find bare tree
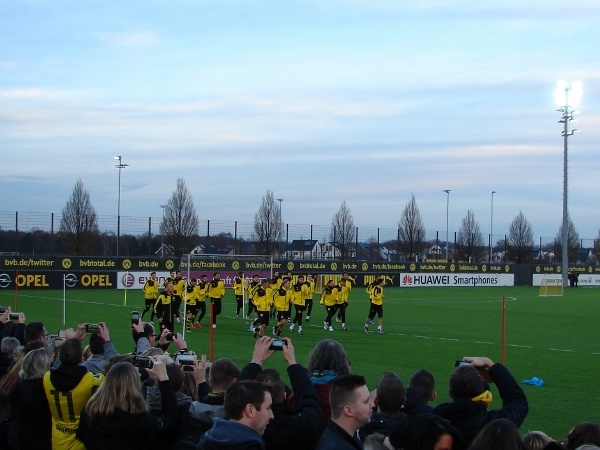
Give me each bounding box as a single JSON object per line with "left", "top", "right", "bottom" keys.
{"left": 330, "top": 201, "right": 355, "bottom": 259}
{"left": 457, "top": 209, "right": 484, "bottom": 262}
{"left": 59, "top": 179, "right": 99, "bottom": 256}
{"left": 554, "top": 213, "right": 580, "bottom": 263}
{"left": 507, "top": 211, "right": 534, "bottom": 263}
{"left": 252, "top": 189, "right": 281, "bottom": 255}
{"left": 160, "top": 178, "right": 199, "bottom": 257}
{"left": 398, "top": 194, "right": 426, "bottom": 261}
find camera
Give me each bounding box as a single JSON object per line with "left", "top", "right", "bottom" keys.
{"left": 8, "top": 313, "right": 23, "bottom": 321}
{"left": 166, "top": 333, "right": 179, "bottom": 342}
{"left": 269, "top": 339, "right": 286, "bottom": 351}
{"left": 455, "top": 360, "right": 471, "bottom": 368}
{"left": 133, "top": 355, "right": 153, "bottom": 369}
{"left": 85, "top": 323, "right": 100, "bottom": 334}
{"left": 131, "top": 311, "right": 140, "bottom": 325}
{"left": 177, "top": 354, "right": 197, "bottom": 371}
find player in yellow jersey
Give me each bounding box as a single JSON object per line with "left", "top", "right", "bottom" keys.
{"left": 364, "top": 278, "right": 385, "bottom": 334}
{"left": 232, "top": 272, "right": 247, "bottom": 317}
{"left": 319, "top": 279, "right": 339, "bottom": 332}
{"left": 290, "top": 274, "right": 310, "bottom": 335}
{"left": 251, "top": 279, "right": 272, "bottom": 338}
{"left": 304, "top": 274, "right": 316, "bottom": 322}
{"left": 207, "top": 272, "right": 226, "bottom": 329}
{"left": 192, "top": 274, "right": 209, "bottom": 328}
{"left": 172, "top": 271, "right": 186, "bottom": 321}
{"left": 336, "top": 278, "right": 350, "bottom": 331}
{"left": 141, "top": 271, "right": 159, "bottom": 321}
{"left": 184, "top": 278, "right": 198, "bottom": 332}
{"left": 272, "top": 279, "right": 292, "bottom": 337}
{"left": 44, "top": 338, "right": 105, "bottom": 450}
{"left": 245, "top": 274, "right": 260, "bottom": 321}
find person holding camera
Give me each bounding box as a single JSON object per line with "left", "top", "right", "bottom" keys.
{"left": 77, "top": 358, "right": 179, "bottom": 450}
{"left": 434, "top": 356, "right": 529, "bottom": 446}
{"left": 238, "top": 336, "right": 323, "bottom": 450}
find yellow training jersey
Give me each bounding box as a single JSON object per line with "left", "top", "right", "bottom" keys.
{"left": 252, "top": 286, "right": 273, "bottom": 312}
{"left": 291, "top": 282, "right": 309, "bottom": 306}
{"left": 142, "top": 278, "right": 159, "bottom": 300}
{"left": 320, "top": 286, "right": 338, "bottom": 307}
{"left": 44, "top": 370, "right": 105, "bottom": 450}
{"left": 208, "top": 279, "right": 226, "bottom": 299}
{"left": 273, "top": 286, "right": 292, "bottom": 312}
{"left": 233, "top": 276, "right": 247, "bottom": 296}
{"left": 371, "top": 285, "right": 384, "bottom": 305}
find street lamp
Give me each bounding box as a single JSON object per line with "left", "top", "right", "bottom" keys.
{"left": 276, "top": 198, "right": 283, "bottom": 256}
{"left": 114, "top": 156, "right": 129, "bottom": 257}
{"left": 490, "top": 191, "right": 496, "bottom": 263}
{"left": 443, "top": 190, "right": 451, "bottom": 261}
{"left": 554, "top": 81, "right": 582, "bottom": 288}
{"left": 160, "top": 204, "right": 167, "bottom": 257}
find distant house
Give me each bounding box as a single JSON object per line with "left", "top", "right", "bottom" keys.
{"left": 284, "top": 240, "right": 321, "bottom": 259}
{"left": 190, "top": 244, "right": 234, "bottom": 256}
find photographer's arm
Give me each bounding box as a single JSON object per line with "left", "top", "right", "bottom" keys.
{"left": 239, "top": 337, "right": 274, "bottom": 381}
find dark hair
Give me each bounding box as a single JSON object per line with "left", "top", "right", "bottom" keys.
{"left": 143, "top": 323, "right": 155, "bottom": 339}
{"left": 469, "top": 418, "right": 526, "bottom": 450}
{"left": 376, "top": 372, "right": 406, "bottom": 414}
{"left": 209, "top": 359, "right": 241, "bottom": 392}
{"left": 24, "top": 322, "right": 45, "bottom": 344}
{"left": 224, "top": 380, "right": 271, "bottom": 421}
{"left": 88, "top": 333, "right": 105, "bottom": 355}
{"left": 567, "top": 422, "right": 600, "bottom": 450}
{"left": 409, "top": 369, "right": 435, "bottom": 400}
{"left": 256, "top": 369, "right": 285, "bottom": 404}
{"left": 449, "top": 365, "right": 484, "bottom": 400}
{"left": 23, "top": 340, "right": 45, "bottom": 354}
{"left": 307, "top": 339, "right": 351, "bottom": 375}
{"left": 389, "top": 413, "right": 463, "bottom": 450}
{"left": 329, "top": 374, "right": 367, "bottom": 419}
{"left": 166, "top": 363, "right": 185, "bottom": 392}
{"left": 59, "top": 338, "right": 83, "bottom": 365}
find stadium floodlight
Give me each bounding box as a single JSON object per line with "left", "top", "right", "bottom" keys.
{"left": 490, "top": 191, "right": 496, "bottom": 263}
{"left": 276, "top": 198, "right": 283, "bottom": 256}
{"left": 554, "top": 81, "right": 582, "bottom": 288}
{"left": 114, "top": 156, "right": 129, "bottom": 257}
{"left": 443, "top": 190, "right": 450, "bottom": 261}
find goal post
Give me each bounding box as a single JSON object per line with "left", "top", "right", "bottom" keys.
{"left": 539, "top": 278, "right": 564, "bottom": 297}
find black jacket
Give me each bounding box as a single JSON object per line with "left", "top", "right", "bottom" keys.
{"left": 240, "top": 362, "right": 323, "bottom": 450}
{"left": 315, "top": 420, "right": 362, "bottom": 450}
{"left": 77, "top": 380, "right": 178, "bottom": 450}
{"left": 434, "top": 363, "right": 529, "bottom": 446}
{"left": 403, "top": 387, "right": 435, "bottom": 417}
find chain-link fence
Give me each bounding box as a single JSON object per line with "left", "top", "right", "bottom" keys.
{"left": 0, "top": 210, "right": 597, "bottom": 262}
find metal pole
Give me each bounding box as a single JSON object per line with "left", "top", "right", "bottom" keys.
{"left": 490, "top": 191, "right": 496, "bottom": 263}
{"left": 114, "top": 156, "right": 128, "bottom": 257}
{"left": 444, "top": 190, "right": 450, "bottom": 261}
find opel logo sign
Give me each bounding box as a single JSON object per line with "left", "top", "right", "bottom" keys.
{"left": 0, "top": 273, "right": 11, "bottom": 289}
{"left": 64, "top": 273, "right": 78, "bottom": 288}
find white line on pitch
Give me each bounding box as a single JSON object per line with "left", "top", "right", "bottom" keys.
{"left": 508, "top": 344, "right": 532, "bottom": 348}
{"left": 549, "top": 348, "right": 574, "bottom": 352}
{"left": 440, "top": 338, "right": 459, "bottom": 341}
{"left": 475, "top": 341, "right": 494, "bottom": 345}
{"left": 414, "top": 335, "right": 431, "bottom": 339}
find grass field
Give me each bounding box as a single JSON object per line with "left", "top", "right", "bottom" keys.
{"left": 1, "top": 285, "right": 598, "bottom": 440}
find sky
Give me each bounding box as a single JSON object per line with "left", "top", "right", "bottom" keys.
{"left": 1, "top": 0, "right": 600, "bottom": 244}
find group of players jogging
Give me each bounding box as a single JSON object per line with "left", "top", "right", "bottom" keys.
{"left": 141, "top": 270, "right": 386, "bottom": 336}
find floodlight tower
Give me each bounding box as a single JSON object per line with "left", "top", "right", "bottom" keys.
{"left": 490, "top": 191, "right": 496, "bottom": 263}
{"left": 443, "top": 190, "right": 450, "bottom": 261}
{"left": 554, "top": 81, "right": 582, "bottom": 288}
{"left": 114, "top": 156, "right": 129, "bottom": 257}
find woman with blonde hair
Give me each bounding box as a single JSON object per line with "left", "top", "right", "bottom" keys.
{"left": 77, "top": 359, "right": 178, "bottom": 450}
{"left": 9, "top": 347, "right": 51, "bottom": 450}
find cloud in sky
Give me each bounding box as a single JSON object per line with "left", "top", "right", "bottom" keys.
{"left": 1, "top": 0, "right": 600, "bottom": 243}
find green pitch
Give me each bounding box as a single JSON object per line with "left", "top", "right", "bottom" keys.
{"left": 2, "top": 286, "right": 598, "bottom": 440}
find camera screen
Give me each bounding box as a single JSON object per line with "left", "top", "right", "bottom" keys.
{"left": 133, "top": 356, "right": 153, "bottom": 369}
{"left": 269, "top": 339, "right": 285, "bottom": 351}
{"left": 86, "top": 324, "right": 100, "bottom": 334}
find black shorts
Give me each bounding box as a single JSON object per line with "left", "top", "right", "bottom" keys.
{"left": 276, "top": 311, "right": 290, "bottom": 322}
{"left": 257, "top": 311, "right": 270, "bottom": 326}
{"left": 368, "top": 303, "right": 383, "bottom": 319}
{"left": 186, "top": 305, "right": 199, "bottom": 316}
{"left": 145, "top": 298, "right": 156, "bottom": 308}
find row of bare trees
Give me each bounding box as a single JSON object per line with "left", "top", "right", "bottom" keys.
{"left": 57, "top": 181, "right": 583, "bottom": 261}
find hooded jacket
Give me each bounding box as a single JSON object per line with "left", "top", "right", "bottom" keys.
{"left": 200, "top": 417, "right": 265, "bottom": 450}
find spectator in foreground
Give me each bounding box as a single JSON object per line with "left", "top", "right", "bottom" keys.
{"left": 315, "top": 374, "right": 374, "bottom": 450}
{"left": 468, "top": 418, "right": 526, "bottom": 450}
{"left": 199, "top": 380, "right": 274, "bottom": 450}
{"left": 404, "top": 369, "right": 436, "bottom": 417}
{"left": 434, "top": 357, "right": 528, "bottom": 446}
{"left": 566, "top": 422, "right": 600, "bottom": 450}
{"left": 77, "top": 359, "right": 178, "bottom": 450}
{"left": 307, "top": 339, "right": 351, "bottom": 431}
{"left": 239, "top": 336, "right": 323, "bottom": 450}
{"left": 522, "top": 431, "right": 552, "bottom": 450}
